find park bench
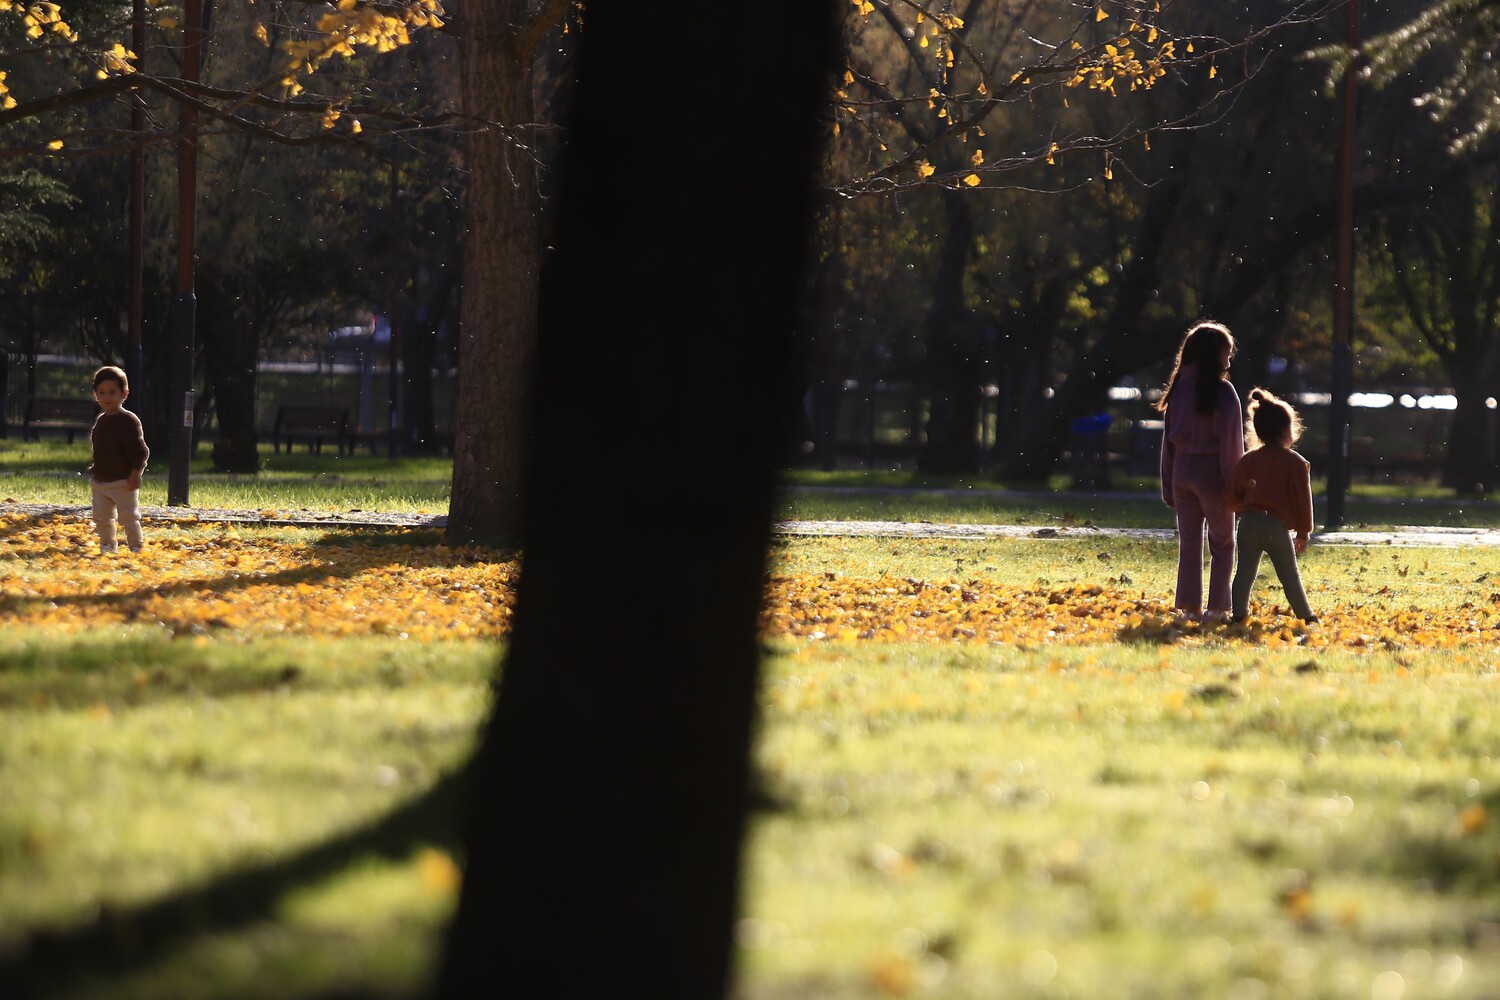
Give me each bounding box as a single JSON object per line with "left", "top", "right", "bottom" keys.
{"left": 271, "top": 405, "right": 351, "bottom": 455}
{"left": 1348, "top": 436, "right": 1440, "bottom": 482}
{"left": 23, "top": 397, "right": 98, "bottom": 443}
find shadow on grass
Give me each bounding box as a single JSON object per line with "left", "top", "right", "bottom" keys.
{"left": 1, "top": 523, "right": 517, "bottom": 620}
{"left": 1114, "top": 611, "right": 1317, "bottom": 646}
{"left": 0, "top": 632, "right": 480, "bottom": 713}
{"left": 0, "top": 762, "right": 472, "bottom": 1000}
{"left": 0, "top": 560, "right": 369, "bottom": 614}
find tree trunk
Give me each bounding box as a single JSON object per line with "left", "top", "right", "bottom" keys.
{"left": 446, "top": 3, "right": 544, "bottom": 544}
{"left": 1442, "top": 361, "right": 1500, "bottom": 492}
{"left": 402, "top": 267, "right": 452, "bottom": 454}
{"left": 993, "top": 322, "right": 1058, "bottom": 480}
{"left": 198, "top": 280, "right": 261, "bottom": 473}
{"left": 435, "top": 5, "right": 833, "bottom": 996}
{"left": 918, "top": 189, "right": 980, "bottom": 475}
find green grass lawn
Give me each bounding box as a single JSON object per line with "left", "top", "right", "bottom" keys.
{"left": 0, "top": 439, "right": 453, "bottom": 513}
{"left": 0, "top": 632, "right": 488, "bottom": 1000}
{"left": 7, "top": 439, "right": 1500, "bottom": 533}
{"left": 777, "top": 470, "right": 1500, "bottom": 532}
{"left": 744, "top": 643, "right": 1500, "bottom": 1000}
{"left": 5, "top": 513, "right": 1500, "bottom": 998}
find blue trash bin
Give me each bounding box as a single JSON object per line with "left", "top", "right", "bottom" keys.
{"left": 1069, "top": 413, "right": 1114, "bottom": 487}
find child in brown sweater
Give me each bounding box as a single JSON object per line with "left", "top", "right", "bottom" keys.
{"left": 89, "top": 365, "right": 150, "bottom": 554}
{"left": 1225, "top": 388, "right": 1316, "bottom": 623}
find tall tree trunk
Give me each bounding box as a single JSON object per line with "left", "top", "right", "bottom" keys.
{"left": 918, "top": 189, "right": 980, "bottom": 475}
{"left": 403, "top": 267, "right": 453, "bottom": 454}
{"left": 436, "top": 5, "right": 833, "bottom": 996}
{"left": 446, "top": 3, "right": 545, "bottom": 544}
{"left": 198, "top": 280, "right": 261, "bottom": 473}
{"left": 993, "top": 297, "right": 1061, "bottom": 480}
{"left": 1442, "top": 357, "right": 1500, "bottom": 492}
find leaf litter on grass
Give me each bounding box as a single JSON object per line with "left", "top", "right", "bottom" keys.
{"left": 6, "top": 514, "right": 1500, "bottom": 652}
{"left": 9, "top": 513, "right": 1500, "bottom": 999}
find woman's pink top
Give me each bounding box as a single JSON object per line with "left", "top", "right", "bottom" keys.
{"left": 1159, "top": 366, "right": 1244, "bottom": 503}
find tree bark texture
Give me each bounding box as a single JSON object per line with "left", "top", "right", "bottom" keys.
{"left": 436, "top": 5, "right": 834, "bottom": 997}
{"left": 447, "top": 2, "right": 545, "bottom": 544}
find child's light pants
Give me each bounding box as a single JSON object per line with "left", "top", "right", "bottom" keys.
{"left": 91, "top": 478, "right": 142, "bottom": 553}
{"left": 1232, "top": 508, "right": 1314, "bottom": 620}
{"left": 1171, "top": 452, "right": 1235, "bottom": 615}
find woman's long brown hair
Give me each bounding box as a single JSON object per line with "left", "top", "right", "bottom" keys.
{"left": 1155, "top": 320, "right": 1236, "bottom": 416}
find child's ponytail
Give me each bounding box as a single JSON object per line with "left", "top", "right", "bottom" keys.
{"left": 1245, "top": 387, "right": 1303, "bottom": 449}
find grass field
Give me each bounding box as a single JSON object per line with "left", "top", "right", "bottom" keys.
{"left": 6, "top": 438, "right": 1500, "bottom": 533}
{"left": 0, "top": 439, "right": 453, "bottom": 514}
{"left": 5, "top": 444, "right": 1500, "bottom": 998}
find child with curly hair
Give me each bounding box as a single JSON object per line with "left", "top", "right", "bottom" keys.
{"left": 1225, "top": 388, "right": 1317, "bottom": 623}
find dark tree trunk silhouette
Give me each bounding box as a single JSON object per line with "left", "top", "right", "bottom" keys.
{"left": 198, "top": 279, "right": 261, "bottom": 473}
{"left": 401, "top": 267, "right": 454, "bottom": 454}
{"left": 918, "top": 189, "right": 982, "bottom": 475}
{"left": 436, "top": 5, "right": 834, "bottom": 998}
{"left": 1442, "top": 379, "right": 1500, "bottom": 491}
{"left": 1382, "top": 169, "right": 1500, "bottom": 493}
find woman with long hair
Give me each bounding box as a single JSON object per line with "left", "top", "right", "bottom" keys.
{"left": 1156, "top": 320, "right": 1245, "bottom": 621}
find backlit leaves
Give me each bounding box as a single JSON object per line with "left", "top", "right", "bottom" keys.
{"left": 2, "top": 1, "right": 76, "bottom": 42}
{"left": 1, "top": 0, "right": 443, "bottom": 109}
{"left": 280, "top": 0, "right": 446, "bottom": 95}
{"left": 1064, "top": 34, "right": 1174, "bottom": 94}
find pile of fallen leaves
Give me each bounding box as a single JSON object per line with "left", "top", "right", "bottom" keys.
{"left": 0, "top": 515, "right": 516, "bottom": 642}
{"left": 4, "top": 515, "right": 1500, "bottom": 651}
{"left": 763, "top": 573, "right": 1500, "bottom": 650}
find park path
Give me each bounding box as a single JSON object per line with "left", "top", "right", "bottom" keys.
{"left": 3, "top": 500, "right": 1499, "bottom": 548}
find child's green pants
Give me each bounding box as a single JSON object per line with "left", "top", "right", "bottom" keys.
{"left": 1231, "top": 508, "right": 1314, "bottom": 621}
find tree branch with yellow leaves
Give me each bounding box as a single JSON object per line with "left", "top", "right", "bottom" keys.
{"left": 829, "top": 0, "right": 1342, "bottom": 198}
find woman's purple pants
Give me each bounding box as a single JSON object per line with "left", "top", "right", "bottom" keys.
{"left": 1171, "top": 453, "right": 1235, "bottom": 615}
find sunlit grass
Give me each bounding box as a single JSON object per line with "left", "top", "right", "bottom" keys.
{"left": 0, "top": 440, "right": 451, "bottom": 514}
{"left": 0, "top": 631, "right": 489, "bottom": 999}
{"left": 777, "top": 481, "right": 1500, "bottom": 532}
{"left": 9, "top": 440, "right": 1498, "bottom": 531}
{"left": 5, "top": 517, "right": 1500, "bottom": 997}
{"left": 742, "top": 641, "right": 1500, "bottom": 999}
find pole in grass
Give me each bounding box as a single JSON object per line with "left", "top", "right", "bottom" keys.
{"left": 1326, "top": 0, "right": 1358, "bottom": 531}
{"left": 167, "top": 0, "right": 203, "bottom": 506}
{"left": 125, "top": 0, "right": 145, "bottom": 414}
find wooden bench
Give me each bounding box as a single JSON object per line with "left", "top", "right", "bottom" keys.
{"left": 1348, "top": 436, "right": 1440, "bottom": 482}
{"left": 23, "top": 397, "right": 98, "bottom": 443}
{"left": 271, "top": 405, "right": 350, "bottom": 455}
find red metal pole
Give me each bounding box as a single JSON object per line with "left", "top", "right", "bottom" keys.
{"left": 126, "top": 0, "right": 145, "bottom": 409}
{"left": 1326, "top": 0, "right": 1358, "bottom": 529}
{"left": 177, "top": 0, "right": 200, "bottom": 297}
{"left": 167, "top": 0, "right": 202, "bottom": 505}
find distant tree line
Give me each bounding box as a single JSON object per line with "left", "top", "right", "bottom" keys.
{"left": 4, "top": 0, "right": 1500, "bottom": 497}
{"left": 805, "top": 0, "right": 1500, "bottom": 492}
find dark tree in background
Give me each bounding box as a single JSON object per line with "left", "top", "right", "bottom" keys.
{"left": 437, "top": 4, "right": 835, "bottom": 998}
